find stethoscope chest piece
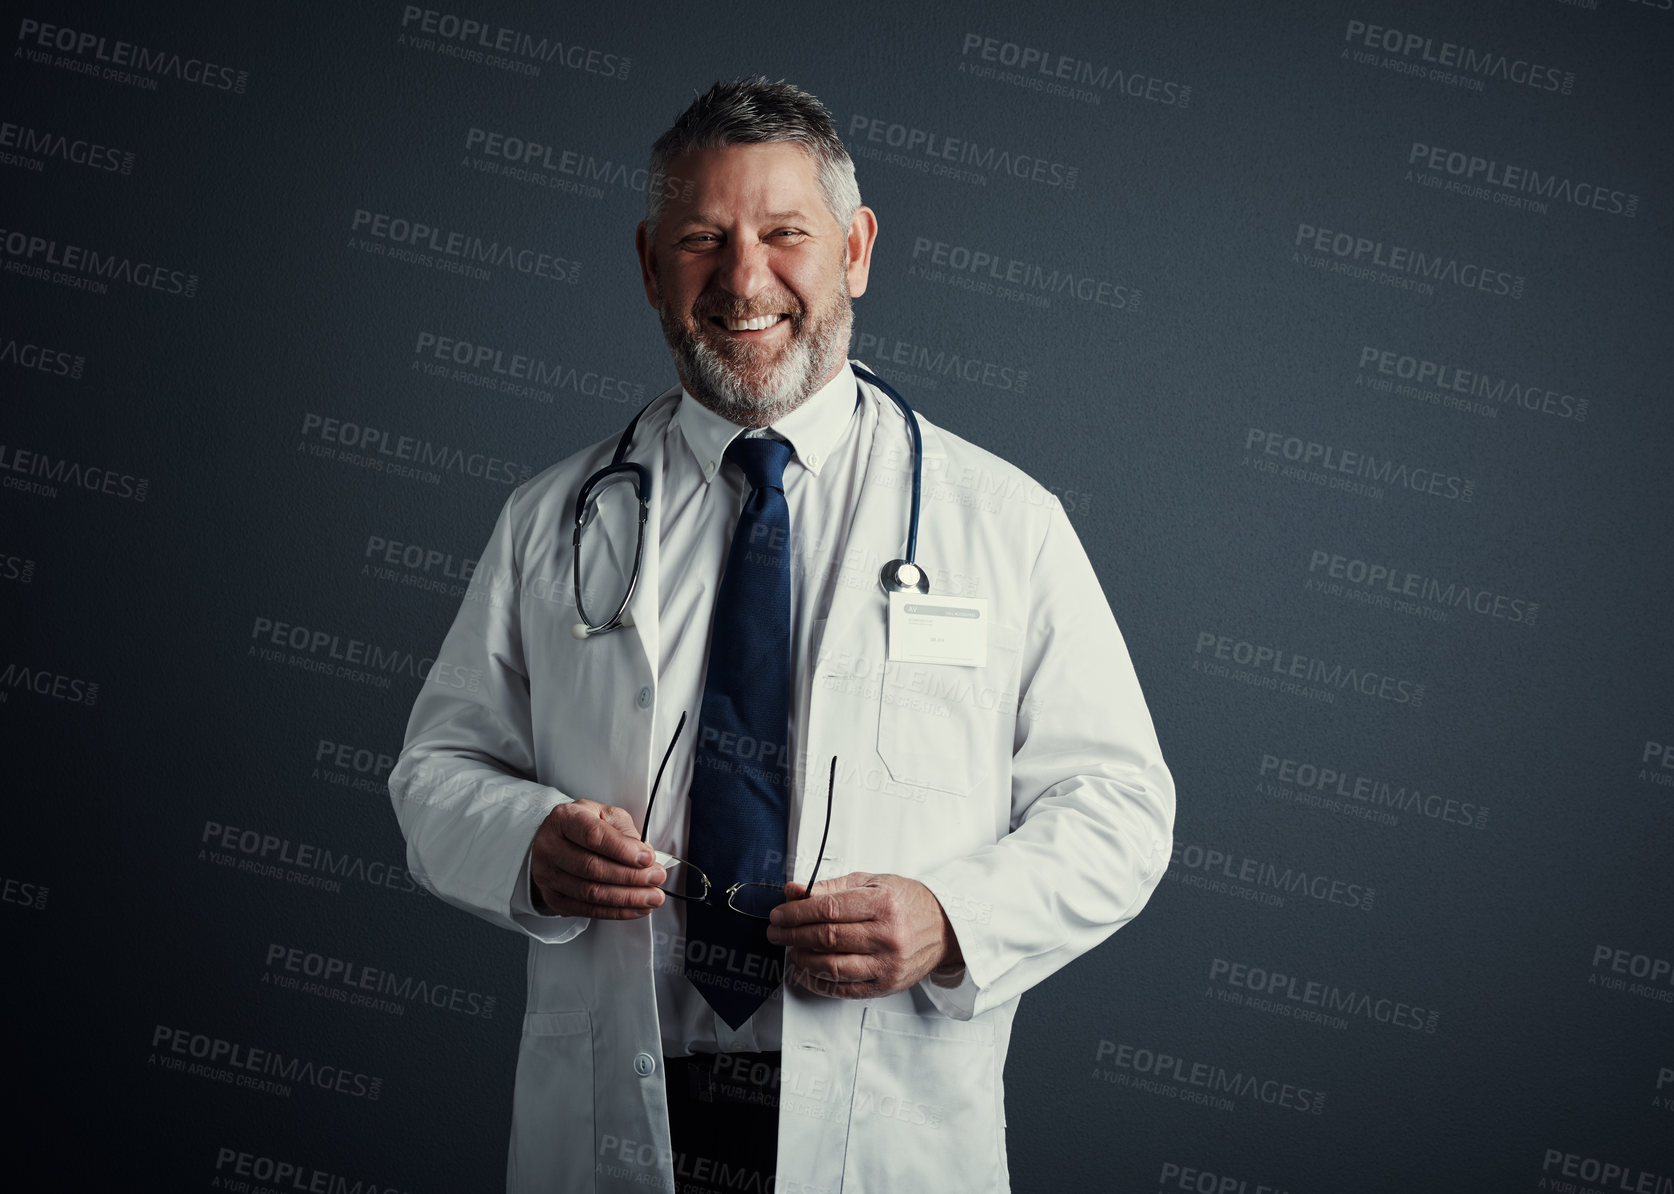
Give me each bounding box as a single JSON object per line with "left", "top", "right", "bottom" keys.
{"left": 881, "top": 559, "right": 930, "bottom": 594}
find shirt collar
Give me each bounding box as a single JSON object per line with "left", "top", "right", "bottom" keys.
{"left": 674, "top": 361, "right": 858, "bottom": 483}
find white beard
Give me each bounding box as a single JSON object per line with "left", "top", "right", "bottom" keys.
{"left": 662, "top": 277, "right": 853, "bottom": 427}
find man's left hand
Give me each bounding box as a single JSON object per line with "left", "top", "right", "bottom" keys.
{"left": 766, "top": 873, "right": 963, "bottom": 999}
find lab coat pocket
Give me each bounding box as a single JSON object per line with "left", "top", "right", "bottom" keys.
{"left": 842, "top": 1007, "right": 1002, "bottom": 1192}
{"left": 508, "top": 1010, "right": 594, "bottom": 1192}
{"left": 876, "top": 623, "right": 1023, "bottom": 798}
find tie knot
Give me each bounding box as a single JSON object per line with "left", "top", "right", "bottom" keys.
{"left": 726, "top": 436, "right": 793, "bottom": 492}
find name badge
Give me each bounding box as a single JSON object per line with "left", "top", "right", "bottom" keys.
{"left": 888, "top": 593, "right": 988, "bottom": 668}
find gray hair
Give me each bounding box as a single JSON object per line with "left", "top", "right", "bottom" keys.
{"left": 645, "top": 77, "right": 862, "bottom": 237}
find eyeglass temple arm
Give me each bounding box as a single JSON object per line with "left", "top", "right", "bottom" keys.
{"left": 639, "top": 710, "right": 687, "bottom": 841}
{"left": 800, "top": 757, "right": 836, "bottom": 895}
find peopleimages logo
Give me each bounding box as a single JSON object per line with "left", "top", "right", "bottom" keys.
{"left": 1245, "top": 427, "right": 1475, "bottom": 504}
{"left": 1341, "top": 18, "right": 1575, "bottom": 95}
{"left": 846, "top": 113, "right": 1079, "bottom": 190}
{"left": 299, "top": 411, "right": 534, "bottom": 486}
{"left": 0, "top": 333, "right": 85, "bottom": 379}
{"left": 1305, "top": 548, "right": 1539, "bottom": 630}
{"left": 959, "top": 32, "right": 1192, "bottom": 109}
{"left": 1194, "top": 628, "right": 1426, "bottom": 707}
{"left": 2, "top": 873, "right": 49, "bottom": 911}
{"left": 1168, "top": 841, "right": 1376, "bottom": 912}
{"left": 361, "top": 530, "right": 486, "bottom": 604}
{"left": 1356, "top": 345, "right": 1587, "bottom": 423}
{"left": 150, "top": 1025, "right": 381, "bottom": 1101}
{"left": 350, "top": 209, "right": 580, "bottom": 284}
{"left": 1294, "top": 221, "right": 1524, "bottom": 299}
{"left": 15, "top": 18, "right": 250, "bottom": 94}
{"left": 1156, "top": 1162, "right": 1291, "bottom": 1194}
{"left": 413, "top": 330, "right": 644, "bottom": 405}
{"left": 0, "top": 225, "right": 198, "bottom": 297}
{"left": 0, "top": 551, "right": 37, "bottom": 585}
{"left": 313, "top": 736, "right": 396, "bottom": 797}
{"left": 462, "top": 128, "right": 688, "bottom": 204}
{"left": 1407, "top": 141, "right": 1638, "bottom": 218}
{"left": 213, "top": 1147, "right": 413, "bottom": 1194}
{"left": 1091, "top": 1040, "right": 1325, "bottom": 1115}
{"left": 854, "top": 330, "right": 1028, "bottom": 394}
{"left": 264, "top": 942, "right": 498, "bottom": 1019}
{"left": 249, "top": 614, "right": 436, "bottom": 689}
{"left": 1642, "top": 740, "right": 1674, "bottom": 789}
{"left": 1258, "top": 752, "right": 1488, "bottom": 830}
{"left": 0, "top": 442, "right": 150, "bottom": 502}
{"left": 0, "top": 661, "right": 100, "bottom": 707}
{"left": 1539, "top": 1150, "right": 1670, "bottom": 1194}
{"left": 910, "top": 235, "right": 1138, "bottom": 312}
{"left": 200, "top": 818, "right": 422, "bottom": 898}
{"left": 1207, "top": 957, "right": 1441, "bottom": 1033}
{"left": 0, "top": 118, "right": 134, "bottom": 176}
{"left": 397, "top": 6, "right": 630, "bottom": 80}
{"left": 1590, "top": 944, "right": 1674, "bottom": 1005}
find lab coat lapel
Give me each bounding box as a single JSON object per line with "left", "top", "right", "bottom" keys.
{"left": 813, "top": 381, "right": 921, "bottom": 671}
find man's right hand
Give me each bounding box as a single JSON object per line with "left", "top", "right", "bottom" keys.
{"left": 529, "top": 800, "right": 667, "bottom": 919}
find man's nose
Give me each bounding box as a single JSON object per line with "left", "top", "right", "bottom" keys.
{"left": 714, "top": 236, "right": 773, "bottom": 301}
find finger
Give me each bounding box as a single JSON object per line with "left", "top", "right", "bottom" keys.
{"left": 769, "top": 882, "right": 885, "bottom": 928}
{"left": 787, "top": 950, "right": 880, "bottom": 995}
{"left": 539, "top": 868, "right": 667, "bottom": 909}
{"left": 599, "top": 804, "right": 641, "bottom": 838}
{"left": 543, "top": 834, "right": 665, "bottom": 889}
{"left": 766, "top": 918, "right": 877, "bottom": 952}
{"left": 782, "top": 872, "right": 872, "bottom": 901}
{"left": 559, "top": 807, "right": 656, "bottom": 867}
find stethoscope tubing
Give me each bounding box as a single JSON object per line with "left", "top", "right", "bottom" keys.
{"left": 572, "top": 361, "right": 925, "bottom": 637}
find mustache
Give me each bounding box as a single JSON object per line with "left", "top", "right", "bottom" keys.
{"left": 692, "top": 293, "right": 805, "bottom": 324}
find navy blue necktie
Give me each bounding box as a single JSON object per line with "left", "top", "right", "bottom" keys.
{"left": 684, "top": 436, "right": 794, "bottom": 1028}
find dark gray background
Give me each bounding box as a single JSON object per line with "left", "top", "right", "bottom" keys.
{"left": 3, "top": 0, "right": 1670, "bottom": 1189}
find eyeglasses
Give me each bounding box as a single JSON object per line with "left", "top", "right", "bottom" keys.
{"left": 638, "top": 711, "right": 833, "bottom": 920}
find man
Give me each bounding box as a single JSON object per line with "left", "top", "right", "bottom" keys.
{"left": 390, "top": 78, "right": 1174, "bottom": 1194}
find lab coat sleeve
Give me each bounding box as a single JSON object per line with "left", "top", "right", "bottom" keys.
{"left": 917, "top": 504, "right": 1174, "bottom": 1019}
{"left": 388, "top": 489, "right": 589, "bottom": 945}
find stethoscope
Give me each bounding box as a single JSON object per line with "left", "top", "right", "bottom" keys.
{"left": 569, "top": 362, "right": 928, "bottom": 639}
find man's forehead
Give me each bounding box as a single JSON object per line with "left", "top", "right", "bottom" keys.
{"left": 674, "top": 207, "right": 818, "bottom": 227}
{"left": 659, "top": 145, "right": 834, "bottom": 232}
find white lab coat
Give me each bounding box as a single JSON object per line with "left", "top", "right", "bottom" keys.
{"left": 390, "top": 369, "right": 1174, "bottom": 1194}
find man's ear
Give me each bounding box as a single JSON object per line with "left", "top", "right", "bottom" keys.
{"left": 845, "top": 206, "right": 879, "bottom": 298}
{"left": 635, "top": 221, "right": 660, "bottom": 308}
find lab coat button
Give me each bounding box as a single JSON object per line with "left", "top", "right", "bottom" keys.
{"left": 633, "top": 1052, "right": 656, "bottom": 1077}
{"left": 636, "top": 686, "right": 652, "bottom": 709}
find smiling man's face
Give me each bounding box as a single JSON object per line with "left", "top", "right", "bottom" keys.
{"left": 636, "top": 141, "right": 875, "bottom": 427}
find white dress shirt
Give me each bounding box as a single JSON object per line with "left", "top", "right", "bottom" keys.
{"left": 514, "top": 360, "right": 876, "bottom": 1056}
